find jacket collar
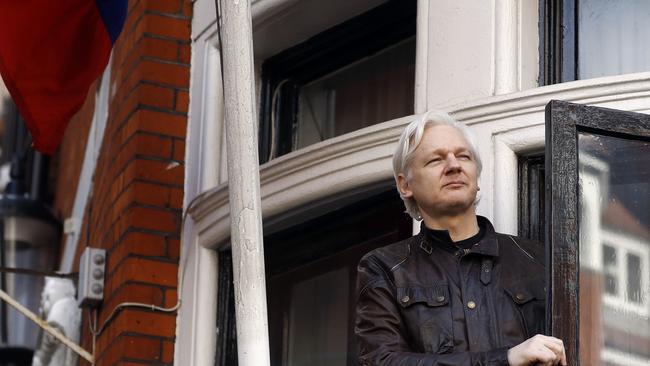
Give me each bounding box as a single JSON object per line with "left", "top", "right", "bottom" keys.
{"left": 417, "top": 215, "right": 499, "bottom": 257}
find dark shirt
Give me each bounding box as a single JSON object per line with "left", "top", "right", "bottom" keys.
{"left": 423, "top": 218, "right": 486, "bottom": 254}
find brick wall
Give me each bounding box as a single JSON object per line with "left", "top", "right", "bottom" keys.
{"left": 52, "top": 79, "right": 95, "bottom": 220}
{"left": 65, "top": 1, "right": 191, "bottom": 364}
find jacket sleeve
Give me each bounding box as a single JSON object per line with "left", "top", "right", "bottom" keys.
{"left": 354, "top": 254, "right": 511, "bottom": 366}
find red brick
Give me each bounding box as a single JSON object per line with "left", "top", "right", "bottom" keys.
{"left": 130, "top": 206, "right": 179, "bottom": 233}
{"left": 164, "top": 289, "right": 178, "bottom": 308}
{"left": 182, "top": 0, "right": 192, "bottom": 17}
{"left": 167, "top": 238, "right": 180, "bottom": 260}
{"left": 137, "top": 83, "right": 176, "bottom": 110}
{"left": 69, "top": 1, "right": 190, "bottom": 364}
{"left": 137, "top": 133, "right": 174, "bottom": 157}
{"left": 172, "top": 139, "right": 185, "bottom": 162}
{"left": 175, "top": 90, "right": 189, "bottom": 113}
{"left": 162, "top": 340, "right": 175, "bottom": 363}
{"left": 122, "top": 158, "right": 184, "bottom": 187}
{"left": 121, "top": 36, "right": 179, "bottom": 76}
{"left": 147, "top": 0, "right": 182, "bottom": 14}
{"left": 123, "top": 336, "right": 162, "bottom": 363}
{"left": 142, "top": 36, "right": 180, "bottom": 62}
{"left": 52, "top": 81, "right": 95, "bottom": 220}
{"left": 124, "top": 231, "right": 167, "bottom": 254}
{"left": 170, "top": 188, "right": 183, "bottom": 209}
{"left": 119, "top": 61, "right": 188, "bottom": 104}
{"left": 179, "top": 44, "right": 191, "bottom": 64}
{"left": 112, "top": 88, "right": 140, "bottom": 127}
{"left": 110, "top": 206, "right": 178, "bottom": 237}
{"left": 132, "top": 181, "right": 174, "bottom": 207}
{"left": 101, "top": 284, "right": 165, "bottom": 321}
{"left": 108, "top": 231, "right": 167, "bottom": 273}
{"left": 132, "top": 258, "right": 178, "bottom": 287}
{"left": 124, "top": 1, "right": 147, "bottom": 37}
{"left": 117, "top": 309, "right": 177, "bottom": 337}
{"left": 128, "top": 0, "right": 143, "bottom": 14}
{"left": 124, "top": 109, "right": 187, "bottom": 139}
{"left": 140, "top": 59, "right": 190, "bottom": 88}
{"left": 111, "top": 134, "right": 174, "bottom": 182}
{"left": 96, "top": 322, "right": 163, "bottom": 364}
{"left": 110, "top": 257, "right": 178, "bottom": 289}
{"left": 144, "top": 13, "right": 191, "bottom": 40}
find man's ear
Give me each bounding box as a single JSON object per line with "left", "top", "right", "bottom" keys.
{"left": 397, "top": 173, "right": 413, "bottom": 198}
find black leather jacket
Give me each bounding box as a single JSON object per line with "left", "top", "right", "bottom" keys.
{"left": 355, "top": 216, "right": 545, "bottom": 366}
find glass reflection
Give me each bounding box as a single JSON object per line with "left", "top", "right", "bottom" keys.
{"left": 578, "top": 132, "right": 650, "bottom": 365}
{"left": 579, "top": 0, "right": 650, "bottom": 79}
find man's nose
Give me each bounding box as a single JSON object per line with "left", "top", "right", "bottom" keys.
{"left": 444, "top": 153, "right": 461, "bottom": 173}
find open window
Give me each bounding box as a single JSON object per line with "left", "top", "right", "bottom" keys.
{"left": 546, "top": 100, "right": 650, "bottom": 365}
{"left": 258, "top": 0, "right": 416, "bottom": 162}
{"left": 215, "top": 187, "right": 412, "bottom": 366}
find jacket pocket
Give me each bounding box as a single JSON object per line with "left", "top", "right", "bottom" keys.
{"left": 396, "top": 284, "right": 454, "bottom": 354}
{"left": 504, "top": 280, "right": 546, "bottom": 337}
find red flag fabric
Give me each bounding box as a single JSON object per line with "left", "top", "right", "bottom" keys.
{"left": 0, "top": 1, "right": 127, "bottom": 154}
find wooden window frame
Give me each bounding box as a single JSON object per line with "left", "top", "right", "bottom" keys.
{"left": 539, "top": 0, "right": 577, "bottom": 85}
{"left": 544, "top": 100, "right": 650, "bottom": 365}
{"left": 518, "top": 154, "right": 545, "bottom": 242}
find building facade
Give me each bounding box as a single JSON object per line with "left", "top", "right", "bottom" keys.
{"left": 33, "top": 0, "right": 650, "bottom": 365}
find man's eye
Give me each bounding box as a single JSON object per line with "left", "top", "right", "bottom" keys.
{"left": 458, "top": 154, "right": 471, "bottom": 160}
{"left": 427, "top": 158, "right": 441, "bottom": 164}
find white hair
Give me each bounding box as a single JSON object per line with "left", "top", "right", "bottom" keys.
{"left": 392, "top": 111, "right": 482, "bottom": 220}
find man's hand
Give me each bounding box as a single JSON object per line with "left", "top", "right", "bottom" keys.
{"left": 507, "top": 334, "right": 567, "bottom": 366}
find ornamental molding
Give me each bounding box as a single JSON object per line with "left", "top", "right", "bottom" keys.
{"left": 190, "top": 73, "right": 650, "bottom": 249}
{"left": 450, "top": 72, "right": 650, "bottom": 124}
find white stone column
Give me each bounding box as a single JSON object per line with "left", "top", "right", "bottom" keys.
{"left": 219, "top": 0, "right": 271, "bottom": 365}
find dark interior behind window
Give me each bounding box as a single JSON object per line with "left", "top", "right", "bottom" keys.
{"left": 259, "top": 0, "right": 416, "bottom": 162}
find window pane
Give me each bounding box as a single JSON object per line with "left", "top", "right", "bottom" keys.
{"left": 264, "top": 189, "right": 412, "bottom": 366}
{"left": 287, "top": 268, "right": 349, "bottom": 366}
{"left": 296, "top": 37, "right": 415, "bottom": 149}
{"left": 602, "top": 244, "right": 618, "bottom": 295}
{"left": 578, "top": 132, "right": 650, "bottom": 365}
{"left": 579, "top": 0, "right": 650, "bottom": 79}
{"left": 627, "top": 253, "right": 642, "bottom": 304}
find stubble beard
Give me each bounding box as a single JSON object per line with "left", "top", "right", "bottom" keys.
{"left": 426, "top": 188, "right": 478, "bottom": 218}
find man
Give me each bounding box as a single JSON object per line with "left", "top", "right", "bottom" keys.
{"left": 355, "top": 111, "right": 566, "bottom": 366}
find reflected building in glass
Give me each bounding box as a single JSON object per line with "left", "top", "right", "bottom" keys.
{"left": 579, "top": 133, "right": 650, "bottom": 366}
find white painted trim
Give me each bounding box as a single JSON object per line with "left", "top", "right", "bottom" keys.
{"left": 450, "top": 72, "right": 650, "bottom": 124}
{"left": 414, "top": 0, "right": 429, "bottom": 113}
{"left": 59, "top": 59, "right": 112, "bottom": 272}
{"left": 174, "top": 21, "right": 222, "bottom": 366}
{"left": 192, "top": 0, "right": 300, "bottom": 42}
{"left": 491, "top": 124, "right": 545, "bottom": 234}
{"left": 494, "top": 0, "right": 518, "bottom": 95}
{"left": 251, "top": 0, "right": 301, "bottom": 27}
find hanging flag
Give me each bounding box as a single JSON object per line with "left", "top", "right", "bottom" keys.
{"left": 0, "top": 0, "right": 128, "bottom": 154}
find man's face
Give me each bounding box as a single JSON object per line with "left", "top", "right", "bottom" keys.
{"left": 398, "top": 124, "right": 479, "bottom": 217}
